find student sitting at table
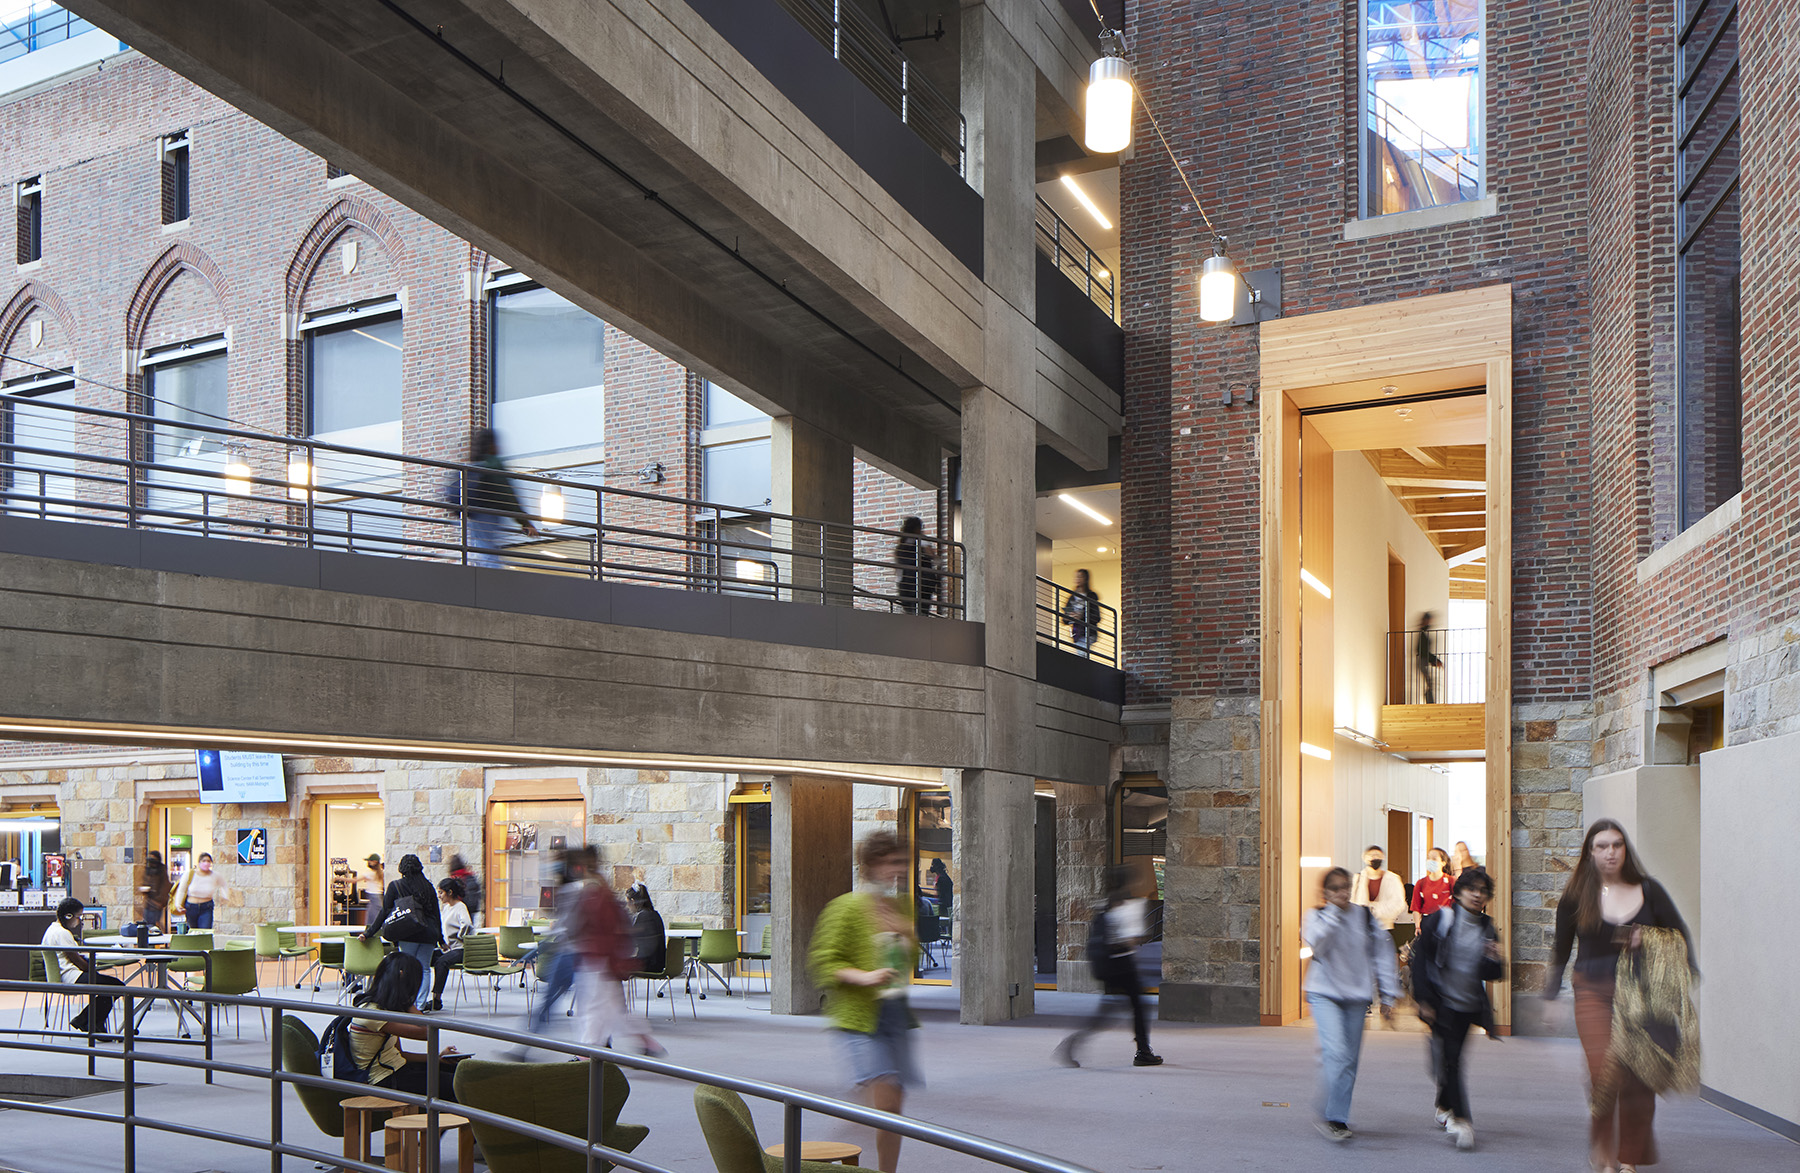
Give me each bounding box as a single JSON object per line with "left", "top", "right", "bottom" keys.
{"left": 425, "top": 876, "right": 474, "bottom": 1012}
{"left": 42, "top": 897, "right": 126, "bottom": 1035}
{"left": 349, "top": 952, "right": 462, "bottom": 1099}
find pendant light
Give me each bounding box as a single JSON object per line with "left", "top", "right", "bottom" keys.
{"left": 1199, "top": 252, "right": 1237, "bottom": 323}
{"left": 1085, "top": 51, "right": 1133, "bottom": 154}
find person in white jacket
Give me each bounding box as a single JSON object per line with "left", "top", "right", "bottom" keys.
{"left": 1304, "top": 867, "right": 1400, "bottom": 1143}
{"left": 1350, "top": 845, "right": 1409, "bottom": 930}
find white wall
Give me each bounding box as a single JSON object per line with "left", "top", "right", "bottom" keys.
{"left": 1330, "top": 736, "right": 1451, "bottom": 887}
{"left": 1333, "top": 452, "right": 1450, "bottom": 734}
{"left": 1698, "top": 732, "right": 1800, "bottom": 1132}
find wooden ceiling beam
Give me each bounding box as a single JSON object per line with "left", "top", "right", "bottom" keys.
{"left": 1406, "top": 495, "right": 1488, "bottom": 516}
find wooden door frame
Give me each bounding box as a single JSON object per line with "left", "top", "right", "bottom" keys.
{"left": 1257, "top": 285, "right": 1513, "bottom": 1027}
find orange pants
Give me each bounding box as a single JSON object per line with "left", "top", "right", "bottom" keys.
{"left": 1573, "top": 974, "right": 1658, "bottom": 1166}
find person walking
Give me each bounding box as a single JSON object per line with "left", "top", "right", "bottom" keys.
{"left": 359, "top": 854, "right": 386, "bottom": 926}
{"left": 1411, "top": 847, "right": 1455, "bottom": 920}
{"left": 520, "top": 850, "right": 587, "bottom": 1046}
{"left": 138, "top": 850, "right": 172, "bottom": 932}
{"left": 1449, "top": 841, "right": 1481, "bottom": 880}
{"left": 894, "top": 516, "right": 939, "bottom": 615}
{"left": 1062, "top": 569, "right": 1101, "bottom": 655}
{"left": 1053, "top": 865, "right": 1162, "bottom": 1068}
{"left": 1543, "top": 820, "right": 1695, "bottom": 1173}
{"left": 571, "top": 848, "right": 662, "bottom": 1056}
{"left": 1303, "top": 867, "right": 1399, "bottom": 1143}
{"left": 362, "top": 852, "right": 442, "bottom": 1012}
{"left": 1350, "top": 845, "right": 1409, "bottom": 932}
{"left": 1411, "top": 868, "right": 1505, "bottom": 1152}
{"left": 809, "top": 831, "right": 921, "bottom": 1173}
{"left": 446, "top": 853, "right": 483, "bottom": 929}
{"left": 171, "top": 851, "right": 227, "bottom": 930}
{"left": 347, "top": 952, "right": 461, "bottom": 1100}
{"left": 426, "top": 876, "right": 475, "bottom": 1012}
{"left": 1416, "top": 610, "right": 1444, "bottom": 703}
{"left": 451, "top": 427, "right": 539, "bottom": 569}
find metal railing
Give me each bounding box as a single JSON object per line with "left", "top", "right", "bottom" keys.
{"left": 0, "top": 946, "right": 1098, "bottom": 1173}
{"left": 772, "top": 0, "right": 967, "bottom": 175}
{"left": 1386, "top": 626, "right": 1484, "bottom": 704}
{"left": 1035, "top": 196, "right": 1118, "bottom": 322}
{"left": 4, "top": 941, "right": 215, "bottom": 1078}
{"left": 0, "top": 2, "right": 98, "bottom": 64}
{"left": 0, "top": 393, "right": 964, "bottom": 617}
{"left": 1035, "top": 575, "right": 1118, "bottom": 666}
{"left": 1366, "top": 89, "right": 1479, "bottom": 213}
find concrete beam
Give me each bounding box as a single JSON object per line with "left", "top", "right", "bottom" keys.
{"left": 770, "top": 774, "right": 852, "bottom": 1015}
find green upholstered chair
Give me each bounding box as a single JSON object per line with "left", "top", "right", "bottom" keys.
{"left": 164, "top": 931, "right": 214, "bottom": 986}
{"left": 341, "top": 935, "right": 387, "bottom": 1002}
{"left": 496, "top": 925, "right": 536, "bottom": 961}
{"left": 692, "top": 1084, "right": 877, "bottom": 1173}
{"left": 202, "top": 941, "right": 264, "bottom": 1038}
{"left": 668, "top": 920, "right": 702, "bottom": 961}
{"left": 279, "top": 1017, "right": 356, "bottom": 1140}
{"left": 453, "top": 1058, "right": 649, "bottom": 1173}
{"left": 457, "top": 933, "right": 527, "bottom": 1011}
{"left": 737, "top": 924, "right": 772, "bottom": 994}
{"left": 696, "top": 929, "right": 737, "bottom": 997}
{"left": 629, "top": 940, "right": 693, "bottom": 1021}
{"left": 255, "top": 923, "right": 315, "bottom": 986}
{"left": 313, "top": 935, "right": 347, "bottom": 994}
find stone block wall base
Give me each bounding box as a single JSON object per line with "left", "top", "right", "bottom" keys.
{"left": 1056, "top": 960, "right": 1102, "bottom": 994}
{"left": 1157, "top": 981, "right": 1260, "bottom": 1024}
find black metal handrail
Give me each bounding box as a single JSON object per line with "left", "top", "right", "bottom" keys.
{"left": 1385, "top": 626, "right": 1484, "bottom": 704}
{"left": 1035, "top": 196, "right": 1117, "bottom": 322}
{"left": 1035, "top": 575, "right": 1118, "bottom": 666}
{"left": 771, "top": 0, "right": 966, "bottom": 175}
{"left": 0, "top": 944, "right": 1098, "bottom": 1173}
{"left": 0, "top": 393, "right": 964, "bottom": 617}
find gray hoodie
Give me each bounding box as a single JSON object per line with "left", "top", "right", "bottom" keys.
{"left": 1302, "top": 903, "right": 1400, "bottom": 1005}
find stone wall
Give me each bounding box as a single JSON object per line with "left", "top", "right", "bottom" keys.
{"left": 1053, "top": 781, "right": 1106, "bottom": 993}
{"left": 1509, "top": 700, "right": 1597, "bottom": 1016}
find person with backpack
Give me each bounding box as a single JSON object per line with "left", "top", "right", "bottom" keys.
{"left": 1054, "top": 865, "right": 1162, "bottom": 1068}
{"left": 361, "top": 852, "right": 441, "bottom": 1012}
{"left": 1304, "top": 866, "right": 1400, "bottom": 1143}
{"left": 1411, "top": 867, "right": 1506, "bottom": 1152}
{"left": 446, "top": 854, "right": 483, "bottom": 928}
{"left": 336, "top": 951, "right": 461, "bottom": 1100}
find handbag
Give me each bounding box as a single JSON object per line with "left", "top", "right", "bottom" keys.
{"left": 378, "top": 892, "right": 435, "bottom": 944}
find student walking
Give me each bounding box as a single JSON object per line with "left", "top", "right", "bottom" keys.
{"left": 138, "top": 850, "right": 171, "bottom": 931}
{"left": 446, "top": 854, "right": 484, "bottom": 928}
{"left": 450, "top": 427, "right": 539, "bottom": 568}
{"left": 1543, "top": 820, "right": 1695, "bottom": 1173}
{"left": 362, "top": 852, "right": 442, "bottom": 1012}
{"left": 171, "top": 851, "right": 227, "bottom": 930}
{"left": 1411, "top": 868, "right": 1506, "bottom": 1151}
{"left": 809, "top": 831, "right": 921, "bottom": 1173}
{"left": 1303, "top": 867, "right": 1399, "bottom": 1143}
{"left": 1062, "top": 569, "right": 1102, "bottom": 655}
{"left": 571, "top": 848, "right": 662, "bottom": 1056}
{"left": 1350, "top": 845, "right": 1409, "bottom": 931}
{"left": 519, "top": 850, "right": 587, "bottom": 1046}
{"left": 1053, "top": 866, "right": 1162, "bottom": 1068}
{"left": 1411, "top": 847, "right": 1455, "bottom": 919}
{"left": 895, "top": 516, "right": 940, "bottom": 615}
{"left": 359, "top": 855, "right": 386, "bottom": 926}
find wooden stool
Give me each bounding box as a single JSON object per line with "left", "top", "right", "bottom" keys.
{"left": 341, "top": 1096, "right": 405, "bottom": 1168}
{"left": 383, "top": 1113, "right": 474, "bottom": 1173}
{"left": 764, "top": 1141, "right": 864, "bottom": 1166}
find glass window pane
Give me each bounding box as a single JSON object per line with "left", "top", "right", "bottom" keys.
{"left": 705, "top": 380, "right": 768, "bottom": 428}
{"left": 491, "top": 287, "right": 605, "bottom": 456}
{"left": 148, "top": 352, "right": 227, "bottom": 461}
{"left": 2, "top": 383, "right": 80, "bottom": 517}
{"left": 703, "top": 438, "right": 771, "bottom": 509}
{"left": 308, "top": 315, "right": 402, "bottom": 436}
{"left": 743, "top": 803, "right": 771, "bottom": 915}
{"left": 1363, "top": 0, "right": 1483, "bottom": 218}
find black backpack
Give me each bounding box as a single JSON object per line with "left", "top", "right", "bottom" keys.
{"left": 317, "top": 1015, "right": 373, "bottom": 1084}
{"left": 1085, "top": 907, "right": 1115, "bottom": 969}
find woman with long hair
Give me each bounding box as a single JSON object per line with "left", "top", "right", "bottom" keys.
{"left": 362, "top": 853, "right": 443, "bottom": 1012}
{"left": 171, "top": 851, "right": 227, "bottom": 930}
{"left": 1544, "top": 820, "right": 1693, "bottom": 1173}
{"left": 348, "top": 952, "right": 460, "bottom": 1099}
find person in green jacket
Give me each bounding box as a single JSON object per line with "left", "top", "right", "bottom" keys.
{"left": 808, "top": 830, "right": 920, "bottom": 1173}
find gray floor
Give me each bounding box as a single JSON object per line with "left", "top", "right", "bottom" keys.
{"left": 0, "top": 974, "right": 1792, "bottom": 1173}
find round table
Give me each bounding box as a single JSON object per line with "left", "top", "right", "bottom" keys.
{"left": 764, "top": 1141, "right": 864, "bottom": 1166}
{"left": 384, "top": 1112, "right": 474, "bottom": 1173}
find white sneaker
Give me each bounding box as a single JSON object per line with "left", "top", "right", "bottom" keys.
{"left": 1449, "top": 1119, "right": 1475, "bottom": 1151}
{"left": 1434, "top": 1108, "right": 1452, "bottom": 1130}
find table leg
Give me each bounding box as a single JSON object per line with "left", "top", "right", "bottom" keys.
{"left": 384, "top": 1125, "right": 404, "bottom": 1171}
{"left": 458, "top": 1124, "right": 474, "bottom": 1173}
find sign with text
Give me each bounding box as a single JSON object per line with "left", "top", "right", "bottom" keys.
{"left": 237, "top": 828, "right": 268, "bottom": 866}
{"left": 197, "top": 751, "right": 287, "bottom": 805}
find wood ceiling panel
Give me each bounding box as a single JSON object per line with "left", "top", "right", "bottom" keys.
{"left": 1308, "top": 394, "right": 1486, "bottom": 450}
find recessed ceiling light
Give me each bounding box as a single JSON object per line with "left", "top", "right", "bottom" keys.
{"left": 1381, "top": 385, "right": 1398, "bottom": 396}
{"left": 1058, "top": 493, "right": 1113, "bottom": 526}
{"left": 1097, "top": 545, "right": 1110, "bottom": 553}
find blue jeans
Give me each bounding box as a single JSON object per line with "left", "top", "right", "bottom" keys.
{"left": 184, "top": 900, "right": 214, "bottom": 930}
{"left": 1309, "top": 995, "right": 1369, "bottom": 1125}
{"left": 468, "top": 513, "right": 507, "bottom": 568}
{"left": 527, "top": 949, "right": 575, "bottom": 1034}
{"left": 397, "top": 940, "right": 435, "bottom": 1010}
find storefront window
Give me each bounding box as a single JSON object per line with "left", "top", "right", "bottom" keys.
{"left": 487, "top": 798, "right": 585, "bottom": 922}
{"left": 0, "top": 808, "right": 61, "bottom": 891}
{"left": 735, "top": 796, "right": 772, "bottom": 975}
{"left": 913, "top": 790, "right": 954, "bottom": 983}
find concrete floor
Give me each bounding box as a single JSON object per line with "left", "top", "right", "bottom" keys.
{"left": 0, "top": 975, "right": 1792, "bottom": 1173}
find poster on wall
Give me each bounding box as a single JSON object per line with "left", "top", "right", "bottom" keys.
{"left": 42, "top": 854, "right": 66, "bottom": 888}
{"left": 22, "top": 890, "right": 45, "bottom": 908}
{"left": 196, "top": 750, "right": 287, "bottom": 805}
{"left": 237, "top": 828, "right": 268, "bottom": 866}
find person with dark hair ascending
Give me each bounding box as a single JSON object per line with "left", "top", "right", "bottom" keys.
{"left": 1543, "top": 820, "right": 1695, "bottom": 1173}
{"left": 41, "top": 897, "right": 125, "bottom": 1035}
{"left": 1054, "top": 865, "right": 1162, "bottom": 1068}
{"left": 348, "top": 952, "right": 461, "bottom": 1099}
{"left": 362, "top": 853, "right": 442, "bottom": 1012}
{"left": 451, "top": 427, "right": 539, "bottom": 568}
{"left": 1412, "top": 868, "right": 1506, "bottom": 1152}
{"left": 425, "top": 876, "right": 474, "bottom": 1012}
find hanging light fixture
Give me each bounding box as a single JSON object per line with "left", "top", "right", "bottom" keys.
{"left": 1084, "top": 39, "right": 1133, "bottom": 154}
{"left": 1199, "top": 251, "right": 1237, "bottom": 323}
{"left": 538, "top": 482, "right": 565, "bottom": 523}
{"left": 286, "top": 454, "right": 313, "bottom": 501}
{"left": 223, "top": 453, "right": 253, "bottom": 497}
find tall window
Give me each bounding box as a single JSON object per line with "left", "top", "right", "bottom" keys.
{"left": 161, "top": 131, "right": 191, "bottom": 224}
{"left": 142, "top": 339, "right": 228, "bottom": 518}
{"left": 488, "top": 280, "right": 605, "bottom": 458}
{"left": 15, "top": 175, "right": 41, "bottom": 263}
{"left": 700, "top": 381, "right": 770, "bottom": 509}
{"left": 1676, "top": 0, "right": 1740, "bottom": 528}
{"left": 1360, "top": 1, "right": 1483, "bottom": 218}
{"left": 304, "top": 299, "right": 403, "bottom": 490}
{"left": 0, "top": 368, "right": 77, "bottom": 516}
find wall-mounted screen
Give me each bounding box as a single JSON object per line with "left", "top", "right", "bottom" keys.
{"left": 196, "top": 751, "right": 287, "bottom": 805}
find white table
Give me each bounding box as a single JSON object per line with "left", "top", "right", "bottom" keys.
{"left": 667, "top": 929, "right": 745, "bottom": 995}
{"left": 77, "top": 936, "right": 207, "bottom": 1036}
{"left": 280, "top": 925, "right": 360, "bottom": 990}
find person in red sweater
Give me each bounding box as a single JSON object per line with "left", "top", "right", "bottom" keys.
{"left": 1411, "top": 848, "right": 1455, "bottom": 918}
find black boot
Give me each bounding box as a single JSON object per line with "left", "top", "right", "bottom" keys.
{"left": 1133, "top": 1049, "right": 1163, "bottom": 1066}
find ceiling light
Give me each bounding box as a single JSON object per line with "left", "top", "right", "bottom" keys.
{"left": 538, "top": 484, "right": 565, "bottom": 523}
{"left": 1300, "top": 568, "right": 1331, "bottom": 598}
{"left": 1084, "top": 53, "right": 1133, "bottom": 154}
{"left": 1199, "top": 252, "right": 1236, "bottom": 322}
{"left": 1096, "top": 545, "right": 1110, "bottom": 553}
{"left": 1381, "top": 385, "right": 1398, "bottom": 396}
{"left": 1058, "top": 493, "right": 1112, "bottom": 526}
{"left": 223, "top": 458, "right": 252, "bottom": 497}
{"left": 1059, "top": 174, "right": 1113, "bottom": 230}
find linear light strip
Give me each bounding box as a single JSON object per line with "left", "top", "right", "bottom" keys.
{"left": 1058, "top": 174, "right": 1113, "bottom": 230}
{"left": 1057, "top": 492, "right": 1112, "bottom": 525}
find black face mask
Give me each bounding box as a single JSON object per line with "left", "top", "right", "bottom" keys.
{"left": 1368, "top": 859, "right": 1385, "bottom": 872}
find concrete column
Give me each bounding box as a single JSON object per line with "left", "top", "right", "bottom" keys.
{"left": 770, "top": 415, "right": 854, "bottom": 606}
{"left": 955, "top": 767, "right": 1036, "bottom": 1022}
{"left": 770, "top": 774, "right": 852, "bottom": 1015}
{"left": 1055, "top": 781, "right": 1108, "bottom": 993}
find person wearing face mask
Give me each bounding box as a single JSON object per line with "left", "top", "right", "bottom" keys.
{"left": 1412, "top": 848, "right": 1455, "bottom": 919}
{"left": 171, "top": 851, "right": 227, "bottom": 930}
{"left": 1351, "top": 845, "right": 1408, "bottom": 932}
{"left": 1412, "top": 868, "right": 1506, "bottom": 1152}
{"left": 1303, "top": 867, "right": 1399, "bottom": 1143}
